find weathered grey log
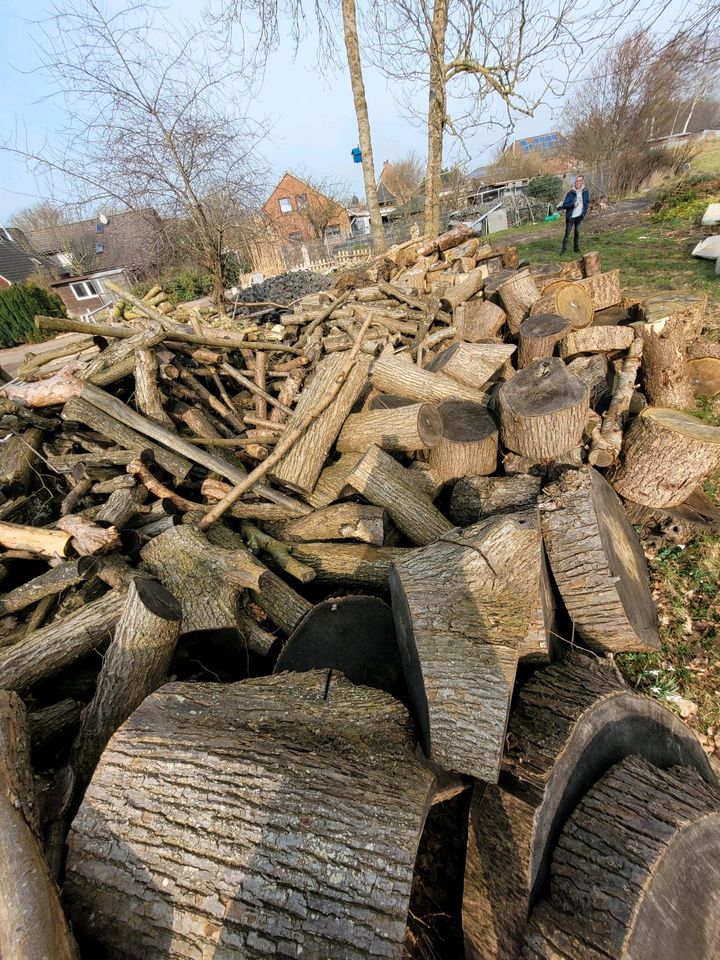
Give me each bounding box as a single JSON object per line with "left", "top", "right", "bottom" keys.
{"left": 523, "top": 755, "right": 720, "bottom": 960}
{"left": 0, "top": 557, "right": 98, "bottom": 616}
{"left": 540, "top": 467, "right": 659, "bottom": 652}
{"left": 0, "top": 427, "right": 43, "bottom": 496}
{"left": 636, "top": 315, "right": 695, "bottom": 408}
{"left": 289, "top": 542, "right": 409, "bottom": 587}
{"left": 283, "top": 503, "right": 389, "bottom": 545}
{"left": 28, "top": 699, "right": 82, "bottom": 753}
{"left": 517, "top": 315, "right": 570, "bottom": 368}
{"left": 57, "top": 515, "right": 122, "bottom": 556}
{"left": 463, "top": 657, "right": 715, "bottom": 960}
{"left": 64, "top": 671, "right": 436, "bottom": 960}
{"left": 134, "top": 347, "right": 173, "bottom": 427}
{"left": 450, "top": 475, "right": 542, "bottom": 526}
{"left": 80, "top": 321, "right": 166, "bottom": 387}
{"left": 95, "top": 484, "right": 149, "bottom": 529}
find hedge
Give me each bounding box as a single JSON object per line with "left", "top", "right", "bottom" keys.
{"left": 0, "top": 284, "right": 66, "bottom": 348}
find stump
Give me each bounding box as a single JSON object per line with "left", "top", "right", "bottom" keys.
{"left": 637, "top": 316, "right": 695, "bottom": 408}
{"left": 449, "top": 475, "right": 542, "bottom": 526}
{"left": 336, "top": 403, "right": 443, "bottom": 453}
{"left": 530, "top": 282, "right": 593, "bottom": 330}
{"left": 540, "top": 467, "right": 659, "bottom": 652}
{"left": 607, "top": 407, "right": 720, "bottom": 507}
{"left": 424, "top": 342, "right": 516, "bottom": 389}
{"left": 454, "top": 299, "right": 507, "bottom": 341}
{"left": 498, "top": 272, "right": 541, "bottom": 333}
{"left": 274, "top": 596, "right": 404, "bottom": 697}
{"left": 523, "top": 755, "right": 720, "bottom": 960}
{"left": 390, "top": 510, "right": 543, "bottom": 782}
{"left": 517, "top": 315, "right": 570, "bottom": 368}
{"left": 639, "top": 291, "right": 707, "bottom": 341}
{"left": 64, "top": 671, "right": 436, "bottom": 960}
{"left": 428, "top": 400, "right": 499, "bottom": 485}
{"left": 575, "top": 268, "right": 621, "bottom": 310}
{"left": 463, "top": 658, "right": 715, "bottom": 960}
{"left": 498, "top": 359, "right": 589, "bottom": 460}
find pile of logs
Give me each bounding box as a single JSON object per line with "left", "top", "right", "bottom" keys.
{"left": 1, "top": 224, "right": 719, "bottom": 959}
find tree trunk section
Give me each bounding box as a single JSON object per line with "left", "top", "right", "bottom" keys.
{"left": 449, "top": 475, "right": 542, "bottom": 526}
{"left": 390, "top": 509, "right": 544, "bottom": 781}
{"left": 499, "top": 273, "right": 541, "bottom": 333}
{"left": 575, "top": 268, "right": 621, "bottom": 310}
{"left": 454, "top": 299, "right": 507, "bottom": 341}
{"left": 637, "top": 316, "right": 695, "bottom": 408}
{"left": 424, "top": 0, "right": 449, "bottom": 237}
{"left": 498, "top": 359, "right": 589, "bottom": 459}
{"left": 428, "top": 400, "right": 498, "bottom": 484}
{"left": 372, "top": 348, "right": 488, "bottom": 404}
{"left": 0, "top": 427, "right": 43, "bottom": 496}
{"left": 607, "top": 407, "right": 720, "bottom": 507}
{"left": 64, "top": 672, "right": 436, "bottom": 960}
{"left": 134, "top": 347, "right": 173, "bottom": 427}
{"left": 639, "top": 292, "right": 707, "bottom": 341}
{"left": 581, "top": 251, "right": 601, "bottom": 277}
{"left": 303, "top": 453, "right": 362, "bottom": 508}
{"left": 289, "top": 542, "right": 408, "bottom": 586}
{"left": 558, "top": 324, "right": 634, "bottom": 360}
{"left": 530, "top": 283, "right": 593, "bottom": 330}
{"left": 425, "top": 342, "right": 516, "bottom": 389}
{"left": 439, "top": 267, "right": 487, "bottom": 312}
{"left": 588, "top": 337, "right": 643, "bottom": 467}
{"left": 540, "top": 467, "right": 659, "bottom": 652}
{"left": 336, "top": 403, "right": 442, "bottom": 453}
{"left": 518, "top": 315, "right": 570, "bottom": 368}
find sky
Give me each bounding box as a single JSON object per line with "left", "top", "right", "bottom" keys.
{"left": 0, "top": 0, "right": 688, "bottom": 222}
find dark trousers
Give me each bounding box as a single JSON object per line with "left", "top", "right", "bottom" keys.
{"left": 562, "top": 216, "right": 583, "bottom": 252}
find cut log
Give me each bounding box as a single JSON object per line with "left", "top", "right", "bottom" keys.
{"left": 523, "top": 755, "right": 720, "bottom": 960}
{"left": 28, "top": 699, "right": 82, "bottom": 753}
{"left": 64, "top": 672, "right": 436, "bottom": 960}
{"left": 283, "top": 502, "right": 389, "bottom": 545}
{"left": 290, "top": 542, "right": 408, "bottom": 586}
{"left": 0, "top": 362, "right": 84, "bottom": 408}
{"left": 428, "top": 400, "right": 499, "bottom": 484}
{"left": 336, "top": 402, "right": 442, "bottom": 453}
{"left": 439, "top": 266, "right": 487, "bottom": 312}
{"left": 688, "top": 339, "right": 720, "bottom": 361}
{"left": 540, "top": 467, "right": 659, "bottom": 652}
{"left": 0, "top": 691, "right": 79, "bottom": 960}
{"left": 463, "top": 657, "right": 715, "bottom": 960}
{"left": 592, "top": 304, "right": 630, "bottom": 325}
{"left": 454, "top": 299, "right": 507, "bottom": 341}
{"left": 140, "top": 524, "right": 268, "bottom": 637}
{"left": 449, "top": 475, "right": 542, "bottom": 526}
{"left": 0, "top": 521, "right": 71, "bottom": 559}
{"left": 0, "top": 427, "right": 43, "bottom": 496}
{"left": 639, "top": 291, "right": 707, "bottom": 341}
{"left": 565, "top": 353, "right": 611, "bottom": 408}
{"left": 70, "top": 578, "right": 182, "bottom": 791}
{"left": 530, "top": 283, "right": 593, "bottom": 330}
{"left": 0, "top": 590, "right": 125, "bottom": 691}
{"left": 424, "top": 342, "right": 516, "bottom": 389}
{"left": 498, "top": 359, "right": 589, "bottom": 459}
{"left": 607, "top": 407, "right": 720, "bottom": 507}
{"left": 390, "top": 510, "right": 544, "bottom": 781}
{"left": 0, "top": 557, "right": 97, "bottom": 616}
{"left": 57, "top": 515, "right": 122, "bottom": 556}
{"left": 517, "top": 315, "right": 570, "bottom": 368}
{"left": 581, "top": 250, "right": 601, "bottom": 277}
{"left": 274, "top": 596, "right": 404, "bottom": 697}
{"left": 271, "top": 352, "right": 371, "bottom": 495}
{"left": 636, "top": 316, "right": 695, "bottom": 408}
{"left": 688, "top": 356, "right": 720, "bottom": 396}
{"left": 80, "top": 321, "right": 166, "bottom": 387}
{"left": 575, "top": 268, "right": 621, "bottom": 310}
{"left": 498, "top": 272, "right": 541, "bottom": 333}
{"left": 558, "top": 323, "right": 635, "bottom": 359}
{"left": 372, "top": 348, "right": 489, "bottom": 404}
{"left": 588, "top": 337, "right": 643, "bottom": 467}
{"left": 347, "top": 444, "right": 453, "bottom": 546}
{"left": 134, "top": 347, "right": 173, "bottom": 427}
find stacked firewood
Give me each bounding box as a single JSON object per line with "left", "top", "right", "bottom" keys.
{"left": 0, "top": 224, "right": 719, "bottom": 960}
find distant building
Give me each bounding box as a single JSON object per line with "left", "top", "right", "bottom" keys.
{"left": 512, "top": 132, "right": 563, "bottom": 154}
{"left": 0, "top": 228, "right": 46, "bottom": 288}
{"left": 262, "top": 173, "right": 351, "bottom": 245}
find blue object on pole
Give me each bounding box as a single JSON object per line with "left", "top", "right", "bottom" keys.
{"left": 351, "top": 147, "right": 362, "bottom": 163}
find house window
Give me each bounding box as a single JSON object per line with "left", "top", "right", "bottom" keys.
{"left": 296, "top": 194, "right": 308, "bottom": 209}
{"left": 70, "top": 280, "right": 99, "bottom": 300}
{"left": 95, "top": 241, "right": 105, "bottom": 254}
{"left": 95, "top": 222, "right": 104, "bottom": 233}
{"left": 325, "top": 224, "right": 341, "bottom": 239}
{"left": 288, "top": 232, "right": 304, "bottom": 243}
{"left": 278, "top": 197, "right": 292, "bottom": 214}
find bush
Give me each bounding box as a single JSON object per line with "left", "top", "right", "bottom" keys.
{"left": 652, "top": 175, "right": 720, "bottom": 223}
{"left": 0, "top": 284, "right": 66, "bottom": 348}
{"left": 162, "top": 270, "right": 214, "bottom": 304}
{"left": 527, "top": 175, "right": 564, "bottom": 205}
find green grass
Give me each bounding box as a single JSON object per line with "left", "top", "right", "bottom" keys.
{"left": 691, "top": 139, "right": 720, "bottom": 177}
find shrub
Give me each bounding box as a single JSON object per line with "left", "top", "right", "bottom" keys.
{"left": 0, "top": 284, "right": 66, "bottom": 348}
{"left": 527, "top": 175, "right": 564, "bottom": 205}
{"left": 652, "top": 175, "right": 720, "bottom": 223}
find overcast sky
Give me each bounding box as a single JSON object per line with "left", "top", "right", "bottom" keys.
{"left": 0, "top": 0, "right": 688, "bottom": 222}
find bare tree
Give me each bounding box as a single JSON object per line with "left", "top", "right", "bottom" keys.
{"left": 4, "top": 0, "right": 267, "bottom": 309}
{"left": 294, "top": 176, "right": 350, "bottom": 240}
{"left": 380, "top": 152, "right": 424, "bottom": 204}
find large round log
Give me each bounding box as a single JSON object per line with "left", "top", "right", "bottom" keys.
{"left": 64, "top": 671, "right": 436, "bottom": 960}
{"left": 498, "top": 359, "right": 589, "bottom": 459}
{"left": 575, "top": 268, "right": 621, "bottom": 311}
{"left": 336, "top": 403, "right": 443, "bottom": 453}
{"left": 688, "top": 356, "right": 720, "bottom": 397}
{"left": 463, "top": 658, "right": 715, "bottom": 960}
{"left": 498, "top": 272, "right": 541, "bottom": 333}
{"left": 390, "top": 510, "right": 544, "bottom": 782}
{"left": 523, "top": 755, "right": 720, "bottom": 960}
{"left": 424, "top": 342, "right": 516, "bottom": 390}
{"left": 639, "top": 291, "right": 707, "bottom": 341}
{"left": 637, "top": 315, "right": 695, "bottom": 408}
{"left": 607, "top": 407, "right": 720, "bottom": 507}
{"left": 530, "top": 283, "right": 593, "bottom": 330}
{"left": 428, "top": 400, "right": 499, "bottom": 484}
{"left": 454, "top": 299, "right": 507, "bottom": 341}
{"left": 540, "top": 467, "right": 659, "bottom": 652}
{"left": 517, "top": 315, "right": 570, "bottom": 368}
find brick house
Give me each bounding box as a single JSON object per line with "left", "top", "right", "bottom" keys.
{"left": 262, "top": 174, "right": 351, "bottom": 245}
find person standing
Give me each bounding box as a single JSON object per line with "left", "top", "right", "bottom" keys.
{"left": 557, "top": 175, "right": 589, "bottom": 254}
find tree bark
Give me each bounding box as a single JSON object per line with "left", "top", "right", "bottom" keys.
{"left": 424, "top": 0, "right": 449, "bottom": 237}
{"left": 449, "top": 475, "right": 542, "bottom": 526}
{"left": 28, "top": 699, "right": 82, "bottom": 753}
{"left": 372, "top": 348, "right": 489, "bottom": 404}
{"left": 638, "top": 292, "right": 707, "bottom": 342}
{"left": 498, "top": 359, "right": 589, "bottom": 459}
{"left": 558, "top": 323, "right": 635, "bottom": 360}
{"left": 347, "top": 444, "right": 453, "bottom": 545}
{"left": 637, "top": 316, "right": 695, "bottom": 408}
{"left": 517, "top": 315, "right": 570, "bottom": 368}
{"left": 134, "top": 347, "right": 173, "bottom": 427}
{"left": 1, "top": 362, "right": 84, "bottom": 408}
{"left": 65, "top": 672, "right": 436, "bottom": 960}
{"left": 391, "top": 510, "right": 543, "bottom": 781}
{"left": 80, "top": 322, "right": 165, "bottom": 387}
{"left": 336, "top": 403, "right": 443, "bottom": 453}
{"left": 588, "top": 337, "right": 643, "bottom": 467}
{"left": 342, "top": 0, "right": 386, "bottom": 253}
{"left": 57, "top": 515, "right": 122, "bottom": 556}
{"left": 607, "top": 407, "right": 720, "bottom": 507}
{"left": 70, "top": 577, "right": 182, "bottom": 792}
{"left": 439, "top": 266, "right": 487, "bottom": 312}
{"left": 540, "top": 467, "right": 660, "bottom": 652}
{"left": 283, "top": 503, "right": 389, "bottom": 545}
{"left": 0, "top": 427, "right": 43, "bottom": 496}
{"left": 575, "top": 268, "right": 621, "bottom": 310}
{"left": 290, "top": 541, "right": 408, "bottom": 586}
{"left": 498, "top": 272, "right": 541, "bottom": 333}
{"left": 0, "top": 559, "right": 98, "bottom": 617}
{"left": 523, "top": 756, "right": 720, "bottom": 960}
{"left": 425, "top": 342, "right": 516, "bottom": 389}
{"left": 454, "top": 299, "right": 507, "bottom": 341}
{"left": 428, "top": 400, "right": 498, "bottom": 484}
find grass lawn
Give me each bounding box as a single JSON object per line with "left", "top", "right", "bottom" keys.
{"left": 691, "top": 138, "right": 720, "bottom": 177}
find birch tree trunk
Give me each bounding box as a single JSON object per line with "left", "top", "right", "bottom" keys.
{"left": 424, "top": 0, "right": 449, "bottom": 237}
{"left": 342, "top": 0, "right": 386, "bottom": 253}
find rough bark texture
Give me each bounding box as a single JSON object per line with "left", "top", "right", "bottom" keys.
{"left": 428, "top": 400, "right": 499, "bottom": 484}
{"left": 303, "top": 453, "right": 362, "bottom": 509}
{"left": 439, "top": 267, "right": 486, "bottom": 312}
{"left": 336, "top": 403, "right": 442, "bottom": 453}
{"left": 347, "top": 444, "right": 453, "bottom": 545}
{"left": 0, "top": 427, "right": 43, "bottom": 495}
{"left": 558, "top": 324, "right": 635, "bottom": 360}
{"left": 463, "top": 658, "right": 716, "bottom": 960}
{"left": 540, "top": 467, "right": 659, "bottom": 652}
{"left": 575, "top": 268, "right": 621, "bottom": 310}
{"left": 0, "top": 691, "right": 79, "bottom": 960}
{"left": 637, "top": 316, "right": 695, "bottom": 408}
{"left": 70, "top": 578, "right": 182, "bottom": 791}
{"left": 588, "top": 337, "right": 643, "bottom": 467}
{"left": 290, "top": 542, "right": 408, "bottom": 586}
{"left": 272, "top": 352, "right": 371, "bottom": 494}
{"left": 372, "top": 348, "right": 489, "bottom": 404}
{"left": 64, "top": 672, "right": 435, "bottom": 960}
{"left": 0, "top": 558, "right": 96, "bottom": 616}
{"left": 283, "top": 502, "right": 389, "bottom": 545}
{"left": 0, "top": 591, "right": 125, "bottom": 691}
{"left": 523, "top": 756, "right": 720, "bottom": 960}
{"left": 390, "top": 510, "right": 542, "bottom": 781}
{"left": 425, "top": 342, "right": 516, "bottom": 389}
{"left": 518, "top": 315, "right": 570, "bottom": 368}
{"left": 607, "top": 407, "right": 720, "bottom": 507}
{"left": 530, "top": 284, "right": 593, "bottom": 330}
{"left": 424, "top": 0, "right": 449, "bottom": 237}
{"left": 449, "top": 475, "right": 542, "bottom": 526}
{"left": 499, "top": 273, "right": 541, "bottom": 334}
{"left": 28, "top": 699, "right": 82, "bottom": 752}
{"left": 454, "top": 299, "right": 507, "bottom": 341}
{"left": 498, "top": 359, "right": 589, "bottom": 459}
{"left": 135, "top": 347, "right": 173, "bottom": 427}
{"left": 581, "top": 251, "right": 601, "bottom": 277}
{"left": 639, "top": 292, "right": 707, "bottom": 341}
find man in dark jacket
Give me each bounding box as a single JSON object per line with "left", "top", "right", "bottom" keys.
{"left": 557, "top": 175, "right": 589, "bottom": 254}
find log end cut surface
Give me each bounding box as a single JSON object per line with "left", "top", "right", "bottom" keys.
{"left": 501, "top": 358, "right": 587, "bottom": 417}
